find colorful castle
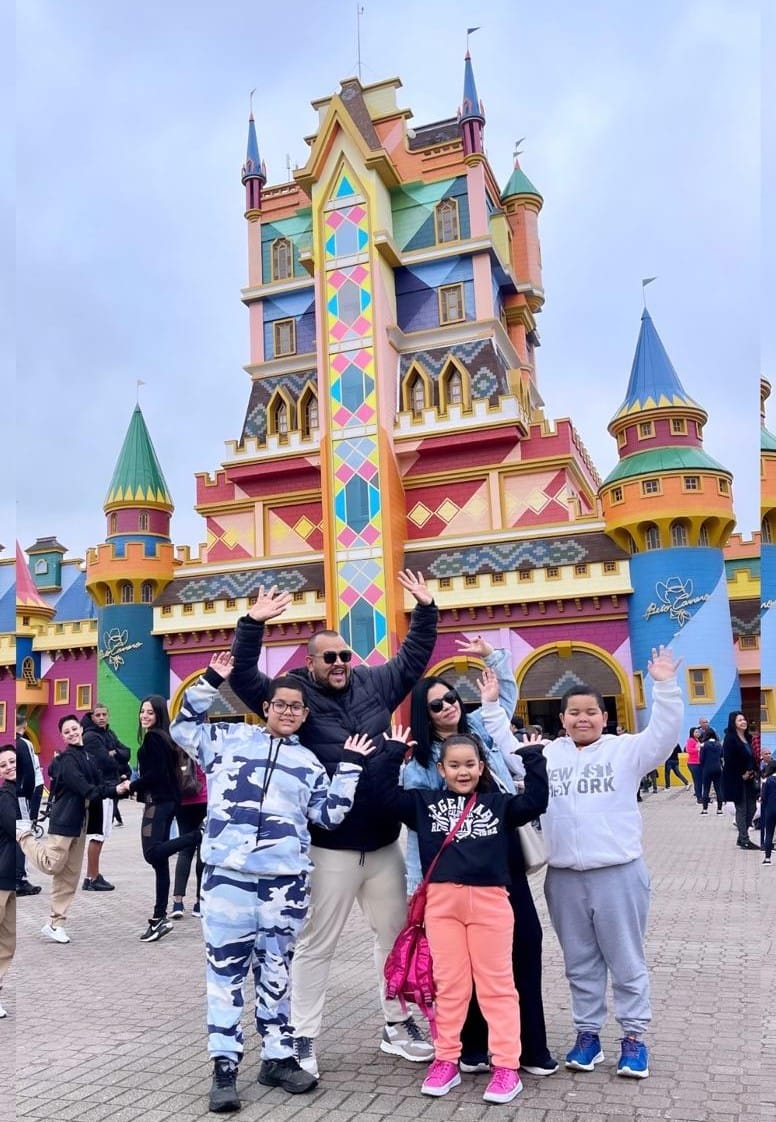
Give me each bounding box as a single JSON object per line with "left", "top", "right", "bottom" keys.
{"left": 5, "top": 54, "right": 762, "bottom": 770}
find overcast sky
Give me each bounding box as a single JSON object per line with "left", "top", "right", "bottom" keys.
{"left": 9, "top": 0, "right": 763, "bottom": 563}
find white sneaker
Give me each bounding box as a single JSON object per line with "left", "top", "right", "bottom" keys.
{"left": 380, "top": 1017, "right": 434, "bottom": 1062}
{"left": 0, "top": 1002, "right": 7, "bottom": 1018}
{"left": 41, "top": 923, "right": 70, "bottom": 944}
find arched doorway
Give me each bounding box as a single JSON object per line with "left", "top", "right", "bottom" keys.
{"left": 517, "top": 644, "right": 631, "bottom": 737}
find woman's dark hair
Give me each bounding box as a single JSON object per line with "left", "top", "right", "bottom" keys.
{"left": 268, "top": 676, "right": 308, "bottom": 705}
{"left": 438, "top": 733, "right": 495, "bottom": 792}
{"left": 138, "top": 694, "right": 171, "bottom": 742}
{"left": 57, "top": 714, "right": 80, "bottom": 731}
{"left": 0, "top": 744, "right": 15, "bottom": 756}
{"left": 688, "top": 726, "right": 699, "bottom": 739}
{"left": 725, "top": 710, "right": 751, "bottom": 742}
{"left": 410, "top": 676, "right": 471, "bottom": 769}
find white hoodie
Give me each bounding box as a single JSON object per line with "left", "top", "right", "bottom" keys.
{"left": 540, "top": 679, "right": 684, "bottom": 871}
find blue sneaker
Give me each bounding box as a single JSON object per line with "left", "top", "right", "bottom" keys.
{"left": 565, "top": 1032, "right": 604, "bottom": 1071}
{"left": 616, "top": 1037, "right": 649, "bottom": 1078}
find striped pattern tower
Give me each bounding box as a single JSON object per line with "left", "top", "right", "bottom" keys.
{"left": 600, "top": 310, "right": 740, "bottom": 730}
{"left": 85, "top": 406, "right": 177, "bottom": 750}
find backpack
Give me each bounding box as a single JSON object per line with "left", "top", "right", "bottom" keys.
{"left": 175, "top": 745, "right": 200, "bottom": 798}
{"left": 383, "top": 793, "right": 476, "bottom": 1037}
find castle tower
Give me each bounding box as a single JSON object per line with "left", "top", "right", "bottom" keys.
{"left": 600, "top": 309, "right": 740, "bottom": 728}
{"left": 760, "top": 378, "right": 776, "bottom": 750}
{"left": 85, "top": 405, "right": 177, "bottom": 746}
{"left": 458, "top": 49, "right": 485, "bottom": 159}
{"left": 500, "top": 151, "right": 544, "bottom": 403}
{"left": 16, "top": 541, "right": 56, "bottom": 721}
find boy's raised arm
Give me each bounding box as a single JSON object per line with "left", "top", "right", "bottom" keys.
{"left": 170, "top": 653, "right": 233, "bottom": 769}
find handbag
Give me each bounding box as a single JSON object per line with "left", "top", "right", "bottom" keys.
{"left": 384, "top": 792, "right": 477, "bottom": 1036}
{"left": 517, "top": 821, "right": 547, "bottom": 875}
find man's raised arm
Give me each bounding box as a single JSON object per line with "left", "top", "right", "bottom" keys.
{"left": 229, "top": 586, "right": 292, "bottom": 714}
{"left": 368, "top": 570, "right": 438, "bottom": 710}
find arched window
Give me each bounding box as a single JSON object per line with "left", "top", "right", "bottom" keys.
{"left": 272, "top": 237, "right": 293, "bottom": 281}
{"left": 34, "top": 558, "right": 48, "bottom": 575}
{"left": 268, "top": 391, "right": 294, "bottom": 439}
{"left": 411, "top": 377, "right": 426, "bottom": 414}
{"left": 699, "top": 524, "right": 710, "bottom": 547}
{"left": 435, "top": 198, "right": 459, "bottom": 243}
{"left": 448, "top": 370, "right": 463, "bottom": 406}
{"left": 670, "top": 521, "right": 688, "bottom": 548}
{"left": 120, "top": 582, "right": 134, "bottom": 604}
{"left": 109, "top": 513, "right": 118, "bottom": 534}
{"left": 105, "top": 587, "right": 114, "bottom": 605}
{"left": 141, "top": 581, "right": 155, "bottom": 604}
{"left": 763, "top": 517, "right": 773, "bottom": 544}
{"left": 303, "top": 395, "right": 319, "bottom": 437}
{"left": 22, "top": 657, "right": 36, "bottom": 685}
{"left": 644, "top": 524, "right": 660, "bottom": 551}
{"left": 277, "top": 402, "right": 289, "bottom": 436}
{"left": 138, "top": 512, "right": 149, "bottom": 531}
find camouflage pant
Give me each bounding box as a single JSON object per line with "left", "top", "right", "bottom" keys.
{"left": 201, "top": 865, "right": 308, "bottom": 1062}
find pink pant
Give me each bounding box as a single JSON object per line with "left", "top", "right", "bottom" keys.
{"left": 426, "top": 883, "right": 520, "bottom": 1068}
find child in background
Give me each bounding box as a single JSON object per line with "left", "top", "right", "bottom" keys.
{"left": 170, "top": 653, "right": 374, "bottom": 1112}
{"left": 541, "top": 645, "right": 683, "bottom": 1080}
{"left": 375, "top": 725, "right": 548, "bottom": 1104}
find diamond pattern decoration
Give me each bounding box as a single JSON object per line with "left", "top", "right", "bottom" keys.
{"left": 408, "top": 503, "right": 432, "bottom": 528}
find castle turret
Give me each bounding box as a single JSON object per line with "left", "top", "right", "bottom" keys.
{"left": 241, "top": 111, "right": 267, "bottom": 218}
{"left": 601, "top": 309, "right": 740, "bottom": 729}
{"left": 458, "top": 49, "right": 485, "bottom": 159}
{"left": 500, "top": 150, "right": 545, "bottom": 389}
{"left": 25, "top": 536, "right": 67, "bottom": 592}
{"left": 85, "top": 406, "right": 176, "bottom": 746}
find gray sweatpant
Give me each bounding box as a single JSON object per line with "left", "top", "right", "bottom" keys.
{"left": 544, "top": 858, "right": 651, "bottom": 1036}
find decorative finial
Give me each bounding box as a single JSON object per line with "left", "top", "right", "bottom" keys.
{"left": 136, "top": 378, "right": 146, "bottom": 405}
{"left": 641, "top": 276, "right": 658, "bottom": 309}
{"left": 466, "top": 25, "right": 480, "bottom": 52}
{"left": 513, "top": 137, "right": 525, "bottom": 162}
{"left": 249, "top": 88, "right": 256, "bottom": 118}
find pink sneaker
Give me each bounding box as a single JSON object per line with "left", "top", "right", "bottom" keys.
{"left": 421, "top": 1059, "right": 461, "bottom": 1097}
{"left": 483, "top": 1066, "right": 523, "bottom": 1103}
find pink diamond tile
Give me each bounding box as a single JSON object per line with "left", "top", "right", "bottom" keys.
{"left": 330, "top": 321, "right": 348, "bottom": 341}
{"left": 327, "top": 212, "right": 344, "bottom": 229}
{"left": 361, "top": 525, "right": 381, "bottom": 547}
{"left": 356, "top": 403, "right": 374, "bottom": 423}
{"left": 333, "top": 406, "right": 353, "bottom": 426}
{"left": 355, "top": 349, "right": 371, "bottom": 368}
{"left": 334, "top": 463, "right": 355, "bottom": 483}
{"left": 363, "top": 581, "right": 383, "bottom": 603}
{"left": 360, "top": 461, "right": 378, "bottom": 480}
{"left": 349, "top": 205, "right": 366, "bottom": 222}
{"left": 328, "top": 269, "right": 346, "bottom": 288}
{"left": 338, "top": 526, "right": 357, "bottom": 547}
{"left": 353, "top": 315, "right": 371, "bottom": 334}
{"left": 331, "top": 353, "right": 349, "bottom": 373}
{"left": 351, "top": 265, "right": 368, "bottom": 283}
{"left": 365, "top": 649, "right": 384, "bottom": 667}
{"left": 340, "top": 586, "right": 359, "bottom": 608}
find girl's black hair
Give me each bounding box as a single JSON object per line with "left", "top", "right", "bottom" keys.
{"left": 138, "top": 694, "right": 171, "bottom": 743}
{"left": 410, "top": 676, "right": 471, "bottom": 769}
{"left": 725, "top": 710, "right": 751, "bottom": 742}
{"left": 438, "top": 733, "right": 495, "bottom": 792}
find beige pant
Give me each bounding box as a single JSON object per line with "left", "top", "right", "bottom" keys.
{"left": 18, "top": 831, "right": 87, "bottom": 926}
{"left": 0, "top": 889, "right": 15, "bottom": 990}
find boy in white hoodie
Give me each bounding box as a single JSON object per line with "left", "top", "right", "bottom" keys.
{"left": 540, "top": 645, "right": 683, "bottom": 1081}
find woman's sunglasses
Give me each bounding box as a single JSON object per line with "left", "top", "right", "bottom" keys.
{"left": 319, "top": 650, "right": 353, "bottom": 664}
{"left": 427, "top": 690, "right": 459, "bottom": 713}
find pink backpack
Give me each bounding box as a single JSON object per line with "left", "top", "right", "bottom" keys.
{"left": 384, "top": 794, "right": 476, "bottom": 1037}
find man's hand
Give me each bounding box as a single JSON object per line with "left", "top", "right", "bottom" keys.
{"left": 397, "top": 569, "right": 433, "bottom": 606}
{"left": 115, "top": 780, "right": 131, "bottom": 797}
{"left": 343, "top": 734, "right": 376, "bottom": 757}
{"left": 647, "top": 645, "right": 680, "bottom": 682}
{"left": 476, "top": 667, "right": 499, "bottom": 704}
{"left": 456, "top": 635, "right": 494, "bottom": 659}
{"left": 209, "top": 652, "right": 234, "bottom": 680}
{"left": 247, "top": 585, "right": 293, "bottom": 623}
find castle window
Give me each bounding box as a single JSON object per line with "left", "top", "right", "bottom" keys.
{"left": 644, "top": 524, "right": 660, "bottom": 551}
{"left": 448, "top": 371, "right": 463, "bottom": 406}
{"left": 411, "top": 377, "right": 426, "bottom": 414}
{"left": 634, "top": 671, "right": 646, "bottom": 708}
{"left": 763, "top": 518, "right": 773, "bottom": 544}
{"left": 696, "top": 422, "right": 704, "bottom": 439}
{"left": 699, "top": 523, "right": 711, "bottom": 546}
{"left": 718, "top": 479, "right": 730, "bottom": 495}
{"left": 603, "top": 561, "right": 618, "bottom": 573}
{"left": 34, "top": 558, "right": 48, "bottom": 575}
{"left": 435, "top": 198, "right": 460, "bottom": 244}
{"left": 671, "top": 418, "right": 687, "bottom": 435}
{"left": 271, "top": 237, "right": 293, "bottom": 281}
{"left": 491, "top": 572, "right": 505, "bottom": 584}
{"left": 574, "top": 564, "right": 588, "bottom": 576}
{"left": 301, "top": 393, "right": 319, "bottom": 438}
{"left": 682, "top": 476, "right": 700, "bottom": 492}
{"left": 739, "top": 635, "right": 759, "bottom": 650}
{"left": 670, "top": 522, "right": 688, "bottom": 547}
{"left": 638, "top": 421, "right": 654, "bottom": 439}
{"left": 438, "top": 577, "right": 452, "bottom": 589}
{"left": 226, "top": 598, "right": 237, "bottom": 609}
{"left": 110, "top": 513, "right": 118, "bottom": 534}
{"left": 273, "top": 318, "right": 296, "bottom": 357}
{"left": 761, "top": 689, "right": 775, "bottom": 727}
{"left": 439, "top": 284, "right": 465, "bottom": 325}
{"left": 138, "top": 512, "right": 149, "bottom": 531}
{"left": 518, "top": 569, "right": 532, "bottom": 582}
{"left": 120, "top": 582, "right": 134, "bottom": 604}
{"left": 105, "top": 587, "right": 114, "bottom": 605}
{"left": 182, "top": 603, "right": 193, "bottom": 614}
{"left": 641, "top": 479, "right": 661, "bottom": 496}
{"left": 161, "top": 605, "right": 172, "bottom": 615}
{"left": 277, "top": 402, "right": 289, "bottom": 435}
{"left": 687, "top": 667, "right": 713, "bottom": 702}
{"left": 22, "top": 657, "right": 36, "bottom": 685}
{"left": 293, "top": 591, "right": 305, "bottom": 602}
{"left": 464, "top": 574, "right": 478, "bottom": 587}
{"left": 617, "top": 429, "right": 627, "bottom": 448}
{"left": 611, "top": 486, "right": 624, "bottom": 503}
{"left": 54, "top": 679, "right": 69, "bottom": 705}
{"left": 546, "top": 566, "right": 559, "bottom": 579}
{"left": 141, "top": 581, "right": 155, "bottom": 604}
{"left": 204, "top": 600, "right": 215, "bottom": 611}
{"left": 76, "top": 684, "right": 92, "bottom": 710}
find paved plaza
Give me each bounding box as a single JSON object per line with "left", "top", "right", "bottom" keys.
{"left": 7, "top": 788, "right": 774, "bottom": 1122}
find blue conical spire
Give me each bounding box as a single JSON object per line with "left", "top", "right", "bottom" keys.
{"left": 241, "top": 113, "right": 266, "bottom": 184}
{"left": 459, "top": 50, "right": 485, "bottom": 124}
{"left": 611, "top": 309, "right": 701, "bottom": 420}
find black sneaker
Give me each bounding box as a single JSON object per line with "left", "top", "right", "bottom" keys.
{"left": 139, "top": 917, "right": 173, "bottom": 942}
{"left": 209, "top": 1058, "right": 240, "bottom": 1112}
{"left": 83, "top": 878, "right": 94, "bottom": 891}
{"left": 258, "top": 1056, "right": 318, "bottom": 1094}
{"left": 16, "top": 880, "right": 42, "bottom": 896}
{"left": 738, "top": 839, "right": 761, "bottom": 850}
{"left": 91, "top": 874, "right": 116, "bottom": 891}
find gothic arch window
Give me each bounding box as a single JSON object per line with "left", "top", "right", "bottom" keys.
{"left": 439, "top": 360, "right": 471, "bottom": 413}
{"left": 644, "top": 524, "right": 661, "bottom": 551}
{"left": 299, "top": 385, "right": 319, "bottom": 439}
{"left": 141, "top": 581, "right": 155, "bottom": 604}
{"left": 268, "top": 390, "right": 295, "bottom": 440}
{"left": 271, "top": 237, "right": 293, "bottom": 281}
{"left": 120, "top": 582, "right": 134, "bottom": 604}
{"left": 34, "top": 558, "right": 48, "bottom": 575}
{"left": 105, "top": 587, "right": 114, "bottom": 605}
{"left": 670, "top": 521, "right": 689, "bottom": 548}
{"left": 401, "top": 365, "right": 432, "bottom": 416}
{"left": 138, "top": 512, "right": 149, "bottom": 531}
{"left": 435, "top": 198, "right": 460, "bottom": 244}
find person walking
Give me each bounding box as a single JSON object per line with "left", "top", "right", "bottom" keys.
{"left": 663, "top": 744, "right": 689, "bottom": 790}
{"left": 723, "top": 711, "right": 760, "bottom": 850}
{"left": 684, "top": 728, "right": 703, "bottom": 803}
{"left": 128, "top": 696, "right": 201, "bottom": 942}
{"left": 375, "top": 726, "right": 549, "bottom": 1104}
{"left": 698, "top": 731, "right": 724, "bottom": 814}
{"left": 229, "top": 573, "right": 438, "bottom": 1078}
{"left": 16, "top": 716, "right": 130, "bottom": 944}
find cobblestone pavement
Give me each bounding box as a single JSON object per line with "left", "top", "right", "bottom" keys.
{"left": 7, "top": 787, "right": 774, "bottom": 1122}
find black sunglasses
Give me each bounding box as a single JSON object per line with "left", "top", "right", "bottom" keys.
{"left": 320, "top": 650, "right": 353, "bottom": 665}
{"left": 428, "top": 690, "right": 459, "bottom": 713}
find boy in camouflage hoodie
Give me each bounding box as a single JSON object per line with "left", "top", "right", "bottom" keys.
{"left": 171, "top": 652, "right": 374, "bottom": 1111}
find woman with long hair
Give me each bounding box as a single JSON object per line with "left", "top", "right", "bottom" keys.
{"left": 722, "top": 710, "right": 760, "bottom": 850}
{"left": 404, "top": 646, "right": 557, "bottom": 1079}
{"left": 129, "top": 694, "right": 201, "bottom": 941}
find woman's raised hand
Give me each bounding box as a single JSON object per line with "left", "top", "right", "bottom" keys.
{"left": 475, "top": 666, "right": 499, "bottom": 703}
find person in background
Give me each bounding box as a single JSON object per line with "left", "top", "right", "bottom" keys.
{"left": 16, "top": 716, "right": 131, "bottom": 944}
{"left": 663, "top": 744, "right": 689, "bottom": 790}
{"left": 760, "top": 761, "right": 776, "bottom": 864}
{"left": 0, "top": 745, "right": 18, "bottom": 1018}
{"left": 684, "top": 727, "right": 703, "bottom": 804}
{"left": 171, "top": 759, "right": 207, "bottom": 920}
{"left": 14, "top": 715, "right": 42, "bottom": 897}
{"left": 698, "top": 730, "right": 724, "bottom": 814}
{"left": 722, "top": 711, "right": 760, "bottom": 850}
{"left": 541, "top": 646, "right": 683, "bottom": 1081}
{"left": 80, "top": 704, "right": 131, "bottom": 891}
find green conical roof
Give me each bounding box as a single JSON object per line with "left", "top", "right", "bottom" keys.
{"left": 762, "top": 424, "right": 776, "bottom": 452}
{"left": 104, "top": 405, "right": 173, "bottom": 511}
{"left": 501, "top": 161, "right": 542, "bottom": 202}
{"left": 602, "top": 445, "right": 729, "bottom": 486}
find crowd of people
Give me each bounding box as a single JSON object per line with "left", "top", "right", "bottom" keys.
{"left": 1, "top": 572, "right": 772, "bottom": 1110}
